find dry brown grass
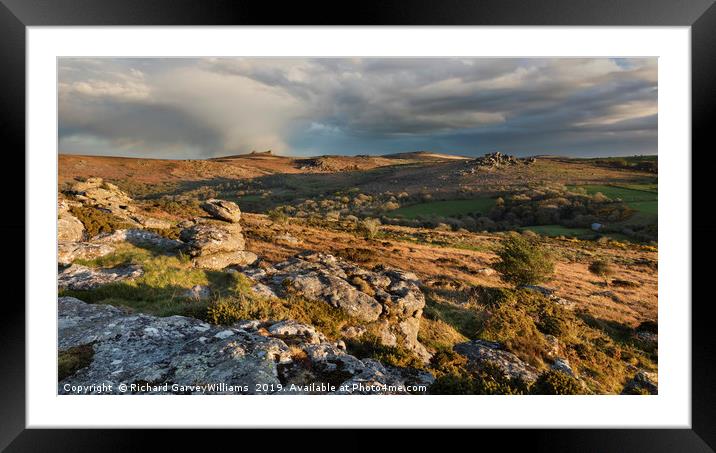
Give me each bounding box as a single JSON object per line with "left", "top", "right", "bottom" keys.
{"left": 241, "top": 212, "right": 657, "bottom": 328}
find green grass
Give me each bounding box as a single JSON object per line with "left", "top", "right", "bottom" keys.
{"left": 61, "top": 244, "right": 237, "bottom": 318}
{"left": 236, "top": 194, "right": 263, "bottom": 202}
{"left": 521, "top": 225, "right": 595, "bottom": 238}
{"left": 626, "top": 200, "right": 658, "bottom": 216}
{"left": 62, "top": 243, "right": 350, "bottom": 337}
{"left": 390, "top": 198, "right": 495, "bottom": 219}
{"left": 568, "top": 184, "right": 658, "bottom": 221}
{"left": 569, "top": 184, "right": 657, "bottom": 202}
{"left": 614, "top": 183, "right": 658, "bottom": 193}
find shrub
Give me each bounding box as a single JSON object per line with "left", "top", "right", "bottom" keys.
{"left": 428, "top": 359, "right": 526, "bottom": 395}
{"left": 429, "top": 349, "right": 469, "bottom": 377}
{"left": 357, "top": 218, "right": 381, "bottom": 239}
{"left": 469, "top": 285, "right": 515, "bottom": 308}
{"left": 493, "top": 234, "right": 555, "bottom": 287}
{"left": 346, "top": 334, "right": 424, "bottom": 369}
{"left": 588, "top": 259, "right": 615, "bottom": 285}
{"left": 68, "top": 205, "right": 134, "bottom": 238}
{"left": 538, "top": 314, "right": 576, "bottom": 339}
{"left": 335, "top": 247, "right": 374, "bottom": 263}
{"left": 147, "top": 226, "right": 182, "bottom": 240}
{"left": 481, "top": 302, "right": 548, "bottom": 368}
{"left": 206, "top": 293, "right": 348, "bottom": 340}
{"left": 58, "top": 344, "right": 94, "bottom": 381}
{"left": 267, "top": 208, "right": 289, "bottom": 224}
{"left": 531, "top": 370, "right": 583, "bottom": 395}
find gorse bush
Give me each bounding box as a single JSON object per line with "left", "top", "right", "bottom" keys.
{"left": 357, "top": 218, "right": 381, "bottom": 239}
{"left": 206, "top": 293, "right": 348, "bottom": 340}
{"left": 335, "top": 247, "right": 375, "bottom": 263}
{"left": 346, "top": 334, "right": 424, "bottom": 370}
{"left": 531, "top": 370, "right": 584, "bottom": 395}
{"left": 267, "top": 208, "right": 289, "bottom": 224}
{"left": 428, "top": 352, "right": 527, "bottom": 395}
{"left": 480, "top": 302, "right": 549, "bottom": 368}
{"left": 69, "top": 205, "right": 134, "bottom": 238}
{"left": 588, "top": 259, "right": 615, "bottom": 285}
{"left": 493, "top": 234, "right": 555, "bottom": 286}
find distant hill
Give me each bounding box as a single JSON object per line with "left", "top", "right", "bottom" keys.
{"left": 383, "top": 151, "right": 471, "bottom": 161}
{"left": 210, "top": 150, "right": 285, "bottom": 161}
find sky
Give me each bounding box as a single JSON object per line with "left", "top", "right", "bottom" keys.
{"left": 58, "top": 57, "right": 657, "bottom": 159}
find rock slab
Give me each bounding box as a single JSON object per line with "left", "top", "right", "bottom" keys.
{"left": 58, "top": 264, "right": 143, "bottom": 290}
{"left": 454, "top": 339, "right": 540, "bottom": 384}
{"left": 58, "top": 297, "right": 433, "bottom": 395}
{"left": 240, "top": 252, "right": 431, "bottom": 362}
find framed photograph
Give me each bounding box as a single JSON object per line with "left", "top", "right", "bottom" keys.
{"left": 4, "top": 0, "right": 714, "bottom": 449}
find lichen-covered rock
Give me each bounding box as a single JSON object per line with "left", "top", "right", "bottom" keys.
{"left": 95, "top": 229, "right": 184, "bottom": 251}
{"left": 267, "top": 320, "right": 326, "bottom": 345}
{"left": 178, "top": 200, "right": 255, "bottom": 270}
{"left": 58, "top": 297, "right": 290, "bottom": 394}
{"left": 458, "top": 152, "right": 534, "bottom": 175}
{"left": 180, "top": 221, "right": 246, "bottom": 257}
{"left": 622, "top": 370, "right": 658, "bottom": 395}
{"left": 58, "top": 297, "right": 433, "bottom": 395}
{"left": 285, "top": 272, "right": 383, "bottom": 322}
{"left": 201, "top": 199, "right": 242, "bottom": 223}
{"left": 341, "top": 325, "right": 367, "bottom": 339}
{"left": 192, "top": 250, "right": 257, "bottom": 270}
{"left": 134, "top": 216, "right": 173, "bottom": 230}
{"left": 249, "top": 282, "right": 279, "bottom": 299}
{"left": 454, "top": 340, "right": 540, "bottom": 384}
{"left": 58, "top": 199, "right": 86, "bottom": 243}
{"left": 551, "top": 357, "right": 574, "bottom": 376}
{"left": 58, "top": 242, "right": 115, "bottom": 266}
{"left": 67, "top": 178, "right": 138, "bottom": 221}
{"left": 183, "top": 285, "right": 212, "bottom": 301}
{"left": 58, "top": 264, "right": 143, "bottom": 290}
{"left": 299, "top": 342, "right": 434, "bottom": 394}
{"left": 65, "top": 177, "right": 170, "bottom": 230}
{"left": 240, "top": 252, "right": 431, "bottom": 362}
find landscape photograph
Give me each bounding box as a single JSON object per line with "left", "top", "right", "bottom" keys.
{"left": 57, "top": 57, "right": 658, "bottom": 395}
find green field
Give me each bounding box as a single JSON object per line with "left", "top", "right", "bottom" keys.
{"left": 521, "top": 224, "right": 595, "bottom": 238}
{"left": 390, "top": 198, "right": 495, "bottom": 219}
{"left": 236, "top": 194, "right": 263, "bottom": 202}
{"left": 569, "top": 184, "right": 658, "bottom": 219}
{"left": 615, "top": 183, "right": 658, "bottom": 193}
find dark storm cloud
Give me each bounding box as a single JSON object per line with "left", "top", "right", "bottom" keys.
{"left": 58, "top": 57, "right": 657, "bottom": 158}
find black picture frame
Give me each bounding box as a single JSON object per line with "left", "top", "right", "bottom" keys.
{"left": 2, "top": 0, "right": 713, "bottom": 449}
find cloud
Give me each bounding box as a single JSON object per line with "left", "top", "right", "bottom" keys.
{"left": 58, "top": 57, "right": 657, "bottom": 158}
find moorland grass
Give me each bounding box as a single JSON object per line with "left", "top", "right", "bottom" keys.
{"left": 58, "top": 344, "right": 94, "bottom": 381}
{"left": 390, "top": 198, "right": 495, "bottom": 220}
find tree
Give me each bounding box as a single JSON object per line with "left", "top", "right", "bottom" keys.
{"left": 588, "top": 258, "right": 615, "bottom": 285}
{"left": 493, "top": 234, "right": 555, "bottom": 287}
